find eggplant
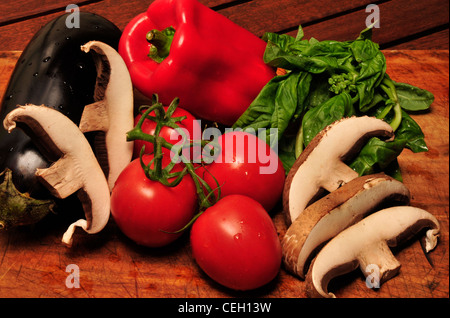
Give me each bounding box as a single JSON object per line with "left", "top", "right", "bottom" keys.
{"left": 0, "top": 12, "right": 121, "bottom": 229}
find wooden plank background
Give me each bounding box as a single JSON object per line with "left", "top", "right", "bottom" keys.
{"left": 0, "top": 51, "right": 448, "bottom": 299}
{"left": 0, "top": 0, "right": 448, "bottom": 300}
{"left": 0, "top": 0, "right": 448, "bottom": 51}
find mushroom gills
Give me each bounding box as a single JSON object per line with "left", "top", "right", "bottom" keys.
{"left": 282, "top": 174, "right": 411, "bottom": 279}
{"left": 3, "top": 105, "right": 111, "bottom": 246}
{"left": 79, "top": 41, "right": 134, "bottom": 191}
{"left": 305, "top": 206, "right": 440, "bottom": 298}
{"left": 283, "top": 116, "right": 394, "bottom": 224}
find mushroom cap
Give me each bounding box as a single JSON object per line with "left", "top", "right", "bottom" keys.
{"left": 3, "top": 105, "right": 111, "bottom": 246}
{"left": 283, "top": 116, "right": 394, "bottom": 224}
{"left": 80, "top": 41, "right": 134, "bottom": 191}
{"left": 306, "top": 206, "right": 440, "bottom": 298}
{"left": 282, "top": 173, "right": 410, "bottom": 279}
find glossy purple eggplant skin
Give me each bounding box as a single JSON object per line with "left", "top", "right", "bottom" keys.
{"left": 0, "top": 12, "right": 121, "bottom": 199}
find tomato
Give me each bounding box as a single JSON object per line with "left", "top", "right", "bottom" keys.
{"left": 190, "top": 195, "right": 282, "bottom": 291}
{"left": 133, "top": 106, "right": 201, "bottom": 159}
{"left": 110, "top": 154, "right": 197, "bottom": 247}
{"left": 198, "top": 131, "right": 285, "bottom": 212}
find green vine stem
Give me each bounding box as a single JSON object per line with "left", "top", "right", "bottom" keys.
{"left": 380, "top": 76, "right": 402, "bottom": 132}
{"left": 126, "top": 94, "right": 220, "bottom": 213}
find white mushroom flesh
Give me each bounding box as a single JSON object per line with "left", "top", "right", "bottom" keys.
{"left": 3, "top": 105, "right": 111, "bottom": 246}
{"left": 79, "top": 41, "right": 134, "bottom": 191}
{"left": 286, "top": 116, "right": 394, "bottom": 223}
{"left": 283, "top": 174, "right": 410, "bottom": 279}
{"left": 308, "top": 206, "right": 440, "bottom": 298}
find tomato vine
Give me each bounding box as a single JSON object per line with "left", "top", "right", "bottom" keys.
{"left": 126, "top": 94, "right": 221, "bottom": 212}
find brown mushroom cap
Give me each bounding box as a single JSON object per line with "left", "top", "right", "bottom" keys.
{"left": 3, "top": 105, "right": 111, "bottom": 246}
{"left": 305, "top": 206, "right": 440, "bottom": 298}
{"left": 283, "top": 116, "right": 394, "bottom": 224}
{"left": 282, "top": 173, "right": 411, "bottom": 279}
{"left": 79, "top": 41, "right": 134, "bottom": 191}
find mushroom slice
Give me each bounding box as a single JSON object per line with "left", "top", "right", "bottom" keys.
{"left": 282, "top": 173, "right": 410, "bottom": 279}
{"left": 305, "top": 206, "right": 440, "bottom": 298}
{"left": 79, "top": 40, "right": 134, "bottom": 191}
{"left": 283, "top": 116, "right": 394, "bottom": 224}
{"left": 3, "top": 105, "right": 111, "bottom": 246}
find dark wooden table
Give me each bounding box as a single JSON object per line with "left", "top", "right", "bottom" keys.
{"left": 0, "top": 0, "right": 449, "bottom": 301}
{"left": 0, "top": 0, "right": 448, "bottom": 51}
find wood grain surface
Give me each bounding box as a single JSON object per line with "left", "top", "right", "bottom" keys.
{"left": 0, "top": 0, "right": 448, "bottom": 51}
{"left": 0, "top": 50, "right": 448, "bottom": 299}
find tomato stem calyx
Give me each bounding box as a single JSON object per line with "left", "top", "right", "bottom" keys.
{"left": 126, "top": 94, "right": 220, "bottom": 218}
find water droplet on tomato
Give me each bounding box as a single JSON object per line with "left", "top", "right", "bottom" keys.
{"left": 234, "top": 233, "right": 242, "bottom": 241}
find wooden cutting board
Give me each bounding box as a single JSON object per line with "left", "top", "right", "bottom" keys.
{"left": 0, "top": 50, "right": 448, "bottom": 299}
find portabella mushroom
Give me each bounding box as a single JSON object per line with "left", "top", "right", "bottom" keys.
{"left": 305, "top": 206, "right": 440, "bottom": 298}
{"left": 3, "top": 105, "right": 111, "bottom": 246}
{"left": 282, "top": 173, "right": 411, "bottom": 279}
{"left": 78, "top": 41, "right": 134, "bottom": 191}
{"left": 283, "top": 116, "right": 394, "bottom": 224}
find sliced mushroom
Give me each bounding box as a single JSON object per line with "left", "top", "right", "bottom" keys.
{"left": 3, "top": 105, "right": 111, "bottom": 246}
{"left": 283, "top": 116, "right": 394, "bottom": 224}
{"left": 282, "top": 173, "right": 410, "bottom": 279}
{"left": 305, "top": 206, "right": 440, "bottom": 298}
{"left": 79, "top": 41, "right": 134, "bottom": 191}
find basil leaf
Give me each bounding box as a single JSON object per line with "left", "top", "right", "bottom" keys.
{"left": 233, "top": 24, "right": 433, "bottom": 177}
{"left": 395, "top": 81, "right": 434, "bottom": 111}
{"left": 305, "top": 73, "right": 334, "bottom": 109}
{"left": 395, "top": 110, "right": 428, "bottom": 152}
{"left": 351, "top": 39, "right": 386, "bottom": 109}
{"left": 349, "top": 137, "right": 406, "bottom": 176}
{"left": 302, "top": 92, "right": 355, "bottom": 146}
{"left": 262, "top": 32, "right": 296, "bottom": 53}
{"left": 233, "top": 71, "right": 312, "bottom": 147}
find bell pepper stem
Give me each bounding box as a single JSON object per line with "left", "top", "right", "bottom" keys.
{"left": 146, "top": 26, "right": 175, "bottom": 63}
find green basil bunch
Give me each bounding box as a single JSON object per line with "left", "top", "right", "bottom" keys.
{"left": 233, "top": 26, "right": 434, "bottom": 180}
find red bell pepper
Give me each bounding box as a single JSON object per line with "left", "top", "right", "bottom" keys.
{"left": 119, "top": 0, "right": 275, "bottom": 126}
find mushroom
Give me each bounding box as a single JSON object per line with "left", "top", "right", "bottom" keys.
{"left": 282, "top": 173, "right": 410, "bottom": 279}
{"left": 283, "top": 116, "right": 394, "bottom": 224}
{"left": 78, "top": 41, "right": 134, "bottom": 191}
{"left": 305, "top": 206, "right": 440, "bottom": 298}
{"left": 3, "top": 105, "right": 111, "bottom": 246}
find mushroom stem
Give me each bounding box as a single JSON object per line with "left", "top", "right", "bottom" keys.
{"left": 321, "top": 160, "right": 358, "bottom": 191}
{"left": 357, "top": 241, "right": 401, "bottom": 285}
{"left": 79, "top": 41, "right": 134, "bottom": 191}
{"left": 3, "top": 105, "right": 111, "bottom": 247}
{"left": 282, "top": 174, "right": 410, "bottom": 279}
{"left": 305, "top": 206, "right": 440, "bottom": 298}
{"left": 79, "top": 100, "right": 109, "bottom": 132}
{"left": 283, "top": 116, "right": 394, "bottom": 224}
{"left": 36, "top": 157, "right": 83, "bottom": 199}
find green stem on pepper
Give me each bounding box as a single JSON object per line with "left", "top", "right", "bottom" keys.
{"left": 146, "top": 26, "right": 175, "bottom": 63}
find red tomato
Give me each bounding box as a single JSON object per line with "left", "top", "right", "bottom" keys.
{"left": 197, "top": 131, "right": 285, "bottom": 211}
{"left": 133, "top": 106, "right": 201, "bottom": 159}
{"left": 110, "top": 154, "right": 197, "bottom": 247}
{"left": 190, "top": 195, "right": 282, "bottom": 291}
